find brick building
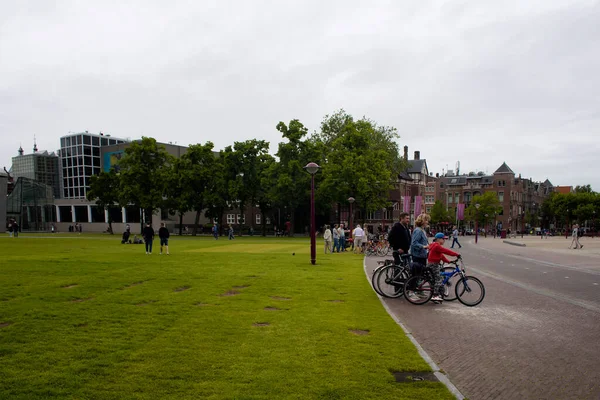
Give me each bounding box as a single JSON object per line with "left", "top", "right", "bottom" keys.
{"left": 435, "top": 162, "right": 553, "bottom": 233}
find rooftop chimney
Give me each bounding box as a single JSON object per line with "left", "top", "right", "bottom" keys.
{"left": 414, "top": 151, "right": 420, "bottom": 160}
{"left": 18, "top": 146, "right": 24, "bottom": 156}
{"left": 403, "top": 146, "right": 408, "bottom": 161}
{"left": 436, "top": 173, "right": 439, "bottom": 178}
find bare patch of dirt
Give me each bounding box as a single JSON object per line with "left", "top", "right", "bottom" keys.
{"left": 349, "top": 329, "right": 370, "bottom": 336}
{"left": 336, "top": 278, "right": 343, "bottom": 281}
{"left": 121, "top": 281, "right": 145, "bottom": 290}
{"left": 246, "top": 275, "right": 258, "bottom": 278}
{"left": 220, "top": 290, "right": 240, "bottom": 297}
{"left": 61, "top": 284, "right": 78, "bottom": 289}
{"left": 0, "top": 322, "right": 12, "bottom": 329}
{"left": 174, "top": 286, "right": 191, "bottom": 292}
{"left": 232, "top": 285, "right": 250, "bottom": 289}
{"left": 270, "top": 296, "right": 291, "bottom": 301}
{"left": 338, "top": 292, "right": 347, "bottom": 295}
{"left": 264, "top": 307, "right": 281, "bottom": 311}
{"left": 73, "top": 323, "right": 88, "bottom": 328}
{"left": 70, "top": 297, "right": 93, "bottom": 303}
{"left": 327, "top": 300, "right": 345, "bottom": 303}
{"left": 253, "top": 322, "right": 270, "bottom": 327}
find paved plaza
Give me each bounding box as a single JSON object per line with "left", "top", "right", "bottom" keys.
{"left": 366, "top": 235, "right": 600, "bottom": 400}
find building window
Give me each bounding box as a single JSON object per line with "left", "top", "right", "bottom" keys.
{"left": 227, "top": 214, "right": 235, "bottom": 224}
{"left": 256, "top": 214, "right": 261, "bottom": 225}
{"left": 498, "top": 191, "right": 504, "bottom": 202}
{"left": 237, "top": 214, "right": 245, "bottom": 224}
{"left": 265, "top": 217, "right": 271, "bottom": 225}
{"left": 425, "top": 195, "right": 435, "bottom": 203}
{"left": 426, "top": 207, "right": 432, "bottom": 213}
{"left": 448, "top": 193, "right": 453, "bottom": 203}
{"left": 455, "top": 193, "right": 460, "bottom": 203}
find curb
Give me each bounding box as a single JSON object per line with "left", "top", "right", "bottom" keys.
{"left": 503, "top": 240, "right": 527, "bottom": 247}
{"left": 363, "top": 258, "right": 465, "bottom": 400}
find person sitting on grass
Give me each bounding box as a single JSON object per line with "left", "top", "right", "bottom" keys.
{"left": 427, "top": 232, "right": 461, "bottom": 303}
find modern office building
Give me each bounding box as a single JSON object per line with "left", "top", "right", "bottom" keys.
{"left": 11, "top": 144, "right": 60, "bottom": 199}
{"left": 59, "top": 131, "right": 127, "bottom": 199}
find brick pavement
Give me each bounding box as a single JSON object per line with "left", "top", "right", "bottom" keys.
{"left": 366, "top": 245, "right": 600, "bottom": 400}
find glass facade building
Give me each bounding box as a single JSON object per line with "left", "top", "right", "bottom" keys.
{"left": 11, "top": 151, "right": 60, "bottom": 199}
{"left": 59, "top": 132, "right": 126, "bottom": 199}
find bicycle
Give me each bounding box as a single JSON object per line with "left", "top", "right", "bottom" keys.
{"left": 403, "top": 257, "right": 485, "bottom": 306}
{"left": 371, "top": 253, "right": 411, "bottom": 298}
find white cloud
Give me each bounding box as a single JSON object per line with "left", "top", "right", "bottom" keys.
{"left": 1, "top": 0, "right": 599, "bottom": 190}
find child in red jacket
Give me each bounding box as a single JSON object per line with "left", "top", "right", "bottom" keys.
{"left": 428, "top": 232, "right": 460, "bottom": 302}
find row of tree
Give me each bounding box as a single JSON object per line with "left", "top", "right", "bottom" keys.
{"left": 87, "top": 110, "right": 408, "bottom": 235}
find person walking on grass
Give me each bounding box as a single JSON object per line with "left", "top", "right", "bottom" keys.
{"left": 323, "top": 225, "right": 333, "bottom": 253}
{"left": 212, "top": 223, "right": 219, "bottom": 240}
{"left": 143, "top": 223, "right": 155, "bottom": 254}
{"left": 451, "top": 225, "right": 462, "bottom": 249}
{"left": 158, "top": 223, "right": 170, "bottom": 255}
{"left": 12, "top": 220, "right": 19, "bottom": 238}
{"left": 228, "top": 224, "right": 235, "bottom": 240}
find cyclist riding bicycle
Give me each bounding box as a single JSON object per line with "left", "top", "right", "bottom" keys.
{"left": 427, "top": 232, "right": 461, "bottom": 302}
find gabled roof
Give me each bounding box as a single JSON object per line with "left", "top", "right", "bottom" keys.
{"left": 542, "top": 179, "right": 553, "bottom": 187}
{"left": 398, "top": 171, "right": 413, "bottom": 181}
{"left": 406, "top": 159, "right": 428, "bottom": 174}
{"left": 494, "top": 162, "right": 514, "bottom": 174}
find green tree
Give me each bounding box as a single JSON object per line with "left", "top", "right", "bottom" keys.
{"left": 118, "top": 137, "right": 172, "bottom": 232}
{"left": 268, "top": 119, "right": 316, "bottom": 236}
{"left": 574, "top": 184, "right": 594, "bottom": 193}
{"left": 204, "top": 158, "right": 230, "bottom": 236}
{"left": 465, "top": 192, "right": 502, "bottom": 226}
{"left": 86, "top": 169, "right": 120, "bottom": 234}
{"left": 256, "top": 153, "right": 276, "bottom": 236}
{"left": 314, "top": 110, "right": 407, "bottom": 225}
{"left": 181, "top": 142, "right": 219, "bottom": 236}
{"left": 164, "top": 156, "right": 193, "bottom": 236}
{"left": 429, "top": 200, "right": 451, "bottom": 226}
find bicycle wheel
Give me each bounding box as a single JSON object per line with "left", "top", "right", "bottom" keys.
{"left": 371, "top": 264, "right": 388, "bottom": 296}
{"left": 442, "top": 267, "right": 461, "bottom": 302}
{"left": 376, "top": 265, "right": 408, "bottom": 298}
{"left": 376, "top": 245, "right": 387, "bottom": 257}
{"left": 403, "top": 275, "right": 433, "bottom": 305}
{"left": 455, "top": 276, "right": 485, "bottom": 306}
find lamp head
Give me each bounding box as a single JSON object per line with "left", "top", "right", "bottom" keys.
{"left": 304, "top": 162, "right": 320, "bottom": 175}
{"left": 347, "top": 197, "right": 355, "bottom": 204}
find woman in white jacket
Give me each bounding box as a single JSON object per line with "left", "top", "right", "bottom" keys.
{"left": 323, "top": 225, "right": 333, "bottom": 253}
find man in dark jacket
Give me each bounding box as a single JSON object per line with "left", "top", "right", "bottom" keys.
{"left": 158, "top": 222, "right": 170, "bottom": 255}
{"left": 143, "top": 223, "right": 155, "bottom": 254}
{"left": 388, "top": 212, "right": 411, "bottom": 265}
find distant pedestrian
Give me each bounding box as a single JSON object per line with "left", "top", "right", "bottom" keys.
{"left": 12, "top": 220, "right": 19, "bottom": 238}
{"left": 8, "top": 221, "right": 13, "bottom": 237}
{"left": 51, "top": 224, "right": 56, "bottom": 233}
{"left": 332, "top": 224, "right": 340, "bottom": 252}
{"left": 339, "top": 223, "right": 346, "bottom": 252}
{"left": 323, "top": 225, "right": 332, "bottom": 253}
{"left": 228, "top": 225, "right": 235, "bottom": 240}
{"left": 212, "top": 223, "right": 219, "bottom": 240}
{"left": 352, "top": 224, "right": 365, "bottom": 253}
{"left": 451, "top": 225, "right": 462, "bottom": 249}
{"left": 569, "top": 224, "right": 580, "bottom": 249}
{"left": 158, "top": 223, "right": 170, "bottom": 255}
{"left": 143, "top": 223, "right": 155, "bottom": 254}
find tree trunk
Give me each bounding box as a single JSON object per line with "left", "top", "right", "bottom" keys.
{"left": 218, "top": 209, "right": 224, "bottom": 236}
{"left": 107, "top": 208, "right": 113, "bottom": 235}
{"left": 193, "top": 210, "right": 201, "bottom": 236}
{"left": 290, "top": 209, "right": 295, "bottom": 237}
{"left": 178, "top": 213, "right": 183, "bottom": 236}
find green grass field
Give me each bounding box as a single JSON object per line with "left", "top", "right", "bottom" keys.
{"left": 0, "top": 234, "right": 452, "bottom": 399}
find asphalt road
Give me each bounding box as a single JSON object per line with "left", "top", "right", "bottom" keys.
{"left": 366, "top": 239, "right": 600, "bottom": 400}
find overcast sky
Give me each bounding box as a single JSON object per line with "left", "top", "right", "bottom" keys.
{"left": 1, "top": 0, "right": 599, "bottom": 190}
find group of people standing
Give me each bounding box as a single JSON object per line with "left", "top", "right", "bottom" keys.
{"left": 387, "top": 212, "right": 461, "bottom": 303}
{"left": 322, "top": 223, "right": 352, "bottom": 253}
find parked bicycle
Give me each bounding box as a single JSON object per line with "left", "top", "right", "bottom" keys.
{"left": 403, "top": 256, "right": 485, "bottom": 306}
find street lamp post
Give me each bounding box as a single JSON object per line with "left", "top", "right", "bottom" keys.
{"left": 565, "top": 208, "right": 569, "bottom": 239}
{"left": 304, "top": 162, "right": 320, "bottom": 265}
{"left": 521, "top": 212, "right": 525, "bottom": 238}
{"left": 475, "top": 203, "right": 480, "bottom": 244}
{"left": 485, "top": 214, "right": 489, "bottom": 238}
{"left": 348, "top": 197, "right": 355, "bottom": 239}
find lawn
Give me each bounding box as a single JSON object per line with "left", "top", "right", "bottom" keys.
{"left": 0, "top": 234, "right": 452, "bottom": 399}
